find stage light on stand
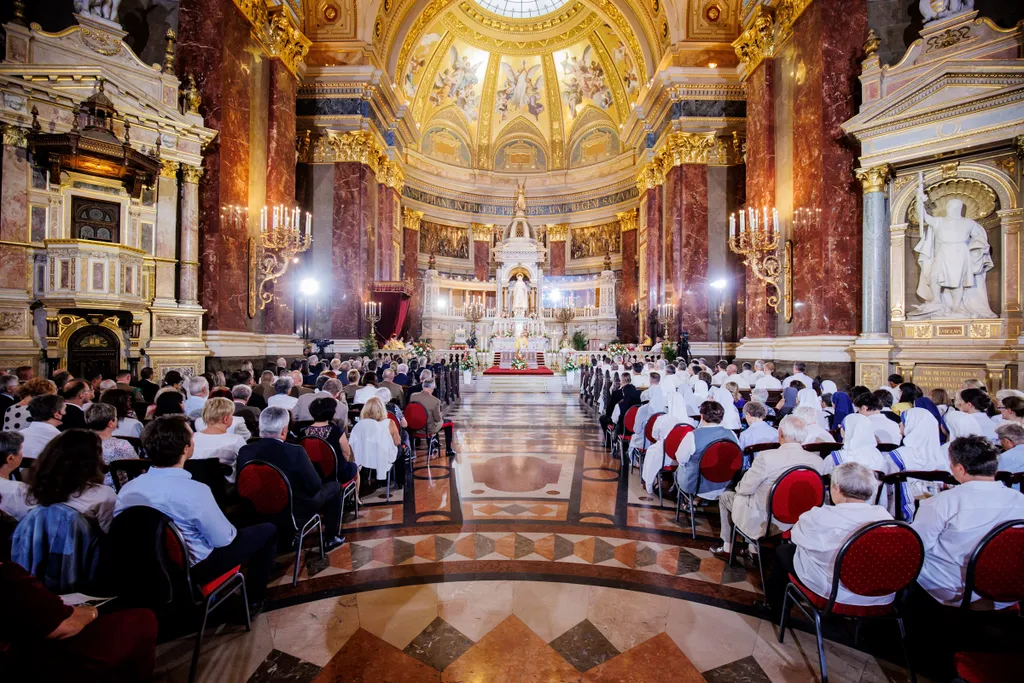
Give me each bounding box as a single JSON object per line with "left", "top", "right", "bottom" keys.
{"left": 299, "top": 277, "right": 320, "bottom": 296}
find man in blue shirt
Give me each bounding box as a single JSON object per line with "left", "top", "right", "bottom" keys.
{"left": 114, "top": 416, "right": 277, "bottom": 612}
{"left": 996, "top": 422, "right": 1024, "bottom": 473}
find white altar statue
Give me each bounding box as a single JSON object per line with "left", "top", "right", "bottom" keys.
{"left": 909, "top": 180, "right": 995, "bottom": 319}
{"left": 511, "top": 274, "right": 530, "bottom": 317}
{"left": 919, "top": 0, "right": 973, "bottom": 24}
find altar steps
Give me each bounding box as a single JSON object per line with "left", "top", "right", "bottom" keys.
{"left": 491, "top": 352, "right": 547, "bottom": 368}
{"left": 468, "top": 376, "right": 570, "bottom": 393}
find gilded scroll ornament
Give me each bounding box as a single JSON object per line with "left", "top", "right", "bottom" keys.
{"left": 182, "top": 75, "right": 202, "bottom": 114}
{"left": 1, "top": 124, "right": 28, "bottom": 148}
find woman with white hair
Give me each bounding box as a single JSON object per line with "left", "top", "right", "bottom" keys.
{"left": 795, "top": 406, "right": 836, "bottom": 445}
{"left": 822, "top": 414, "right": 883, "bottom": 475}
{"left": 349, "top": 397, "right": 401, "bottom": 501}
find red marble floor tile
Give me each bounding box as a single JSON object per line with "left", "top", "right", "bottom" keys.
{"left": 581, "top": 633, "right": 706, "bottom": 683}
{"left": 371, "top": 539, "right": 395, "bottom": 566}
{"left": 328, "top": 543, "right": 352, "bottom": 571}
{"left": 699, "top": 556, "right": 726, "bottom": 583}
{"left": 580, "top": 480, "right": 618, "bottom": 518}
{"left": 614, "top": 541, "right": 637, "bottom": 568}
{"left": 441, "top": 615, "right": 580, "bottom": 683}
{"left": 415, "top": 477, "right": 451, "bottom": 515}
{"left": 313, "top": 628, "right": 440, "bottom": 682}
{"left": 417, "top": 515, "right": 449, "bottom": 523}
{"left": 656, "top": 547, "right": 681, "bottom": 575}
{"left": 414, "top": 536, "right": 438, "bottom": 561}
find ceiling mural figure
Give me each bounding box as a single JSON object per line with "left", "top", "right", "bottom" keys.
{"left": 496, "top": 59, "right": 545, "bottom": 122}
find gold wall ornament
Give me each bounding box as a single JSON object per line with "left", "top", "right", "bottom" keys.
{"left": 403, "top": 207, "right": 424, "bottom": 231}
{"left": 378, "top": 158, "right": 406, "bottom": 192}
{"left": 182, "top": 75, "right": 202, "bottom": 114}
{"left": 181, "top": 165, "right": 203, "bottom": 184}
{"left": 163, "top": 29, "right": 176, "bottom": 73}
{"left": 732, "top": 5, "right": 774, "bottom": 73}
{"left": 727, "top": 206, "right": 794, "bottom": 321}
{"left": 906, "top": 177, "right": 998, "bottom": 225}
{"left": 159, "top": 160, "right": 180, "bottom": 179}
{"left": 266, "top": 6, "right": 312, "bottom": 76}
{"left": 941, "top": 161, "right": 959, "bottom": 178}
{"left": 855, "top": 164, "right": 892, "bottom": 193}
{"left": 617, "top": 209, "right": 637, "bottom": 233}
{"left": 863, "top": 28, "right": 880, "bottom": 57}
{"left": 2, "top": 124, "right": 28, "bottom": 148}
{"left": 635, "top": 158, "right": 666, "bottom": 194}
{"left": 302, "top": 130, "right": 389, "bottom": 169}
{"left": 471, "top": 223, "right": 495, "bottom": 240}
{"left": 661, "top": 132, "right": 717, "bottom": 166}
{"left": 547, "top": 224, "right": 568, "bottom": 241}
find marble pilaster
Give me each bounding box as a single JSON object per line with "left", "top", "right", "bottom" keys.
{"left": 856, "top": 165, "right": 892, "bottom": 335}
{"left": 743, "top": 61, "right": 777, "bottom": 339}
{"left": 377, "top": 185, "right": 397, "bottom": 281}
{"left": 999, "top": 208, "right": 1023, "bottom": 318}
{"left": 179, "top": 166, "right": 202, "bottom": 307}
{"left": 473, "top": 239, "right": 490, "bottom": 282}
{"left": 331, "top": 162, "right": 378, "bottom": 339}
{"left": 153, "top": 161, "right": 179, "bottom": 306}
{"left": 549, "top": 240, "right": 566, "bottom": 277}
{"left": 667, "top": 165, "right": 709, "bottom": 341}
{"left": 618, "top": 214, "right": 638, "bottom": 342}
{"left": 0, "top": 129, "right": 29, "bottom": 291}
{"left": 403, "top": 209, "right": 422, "bottom": 338}
{"left": 644, "top": 185, "right": 664, "bottom": 311}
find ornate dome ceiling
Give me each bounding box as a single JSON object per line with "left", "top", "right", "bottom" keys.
{"left": 398, "top": 0, "right": 659, "bottom": 173}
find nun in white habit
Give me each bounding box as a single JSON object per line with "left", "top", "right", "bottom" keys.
{"left": 887, "top": 407, "right": 949, "bottom": 520}
{"left": 940, "top": 411, "right": 982, "bottom": 459}
{"left": 712, "top": 385, "right": 743, "bottom": 430}
{"left": 797, "top": 388, "right": 830, "bottom": 430}
{"left": 677, "top": 380, "right": 701, "bottom": 418}
{"left": 822, "top": 414, "right": 884, "bottom": 475}
{"left": 629, "top": 384, "right": 669, "bottom": 455}
{"left": 641, "top": 393, "right": 695, "bottom": 493}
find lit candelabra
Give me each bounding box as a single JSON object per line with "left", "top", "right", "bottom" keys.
{"left": 554, "top": 294, "right": 577, "bottom": 345}
{"left": 657, "top": 303, "right": 677, "bottom": 340}
{"left": 363, "top": 301, "right": 381, "bottom": 340}
{"left": 225, "top": 204, "right": 312, "bottom": 318}
{"left": 728, "top": 206, "right": 794, "bottom": 322}
{"left": 464, "top": 295, "right": 485, "bottom": 336}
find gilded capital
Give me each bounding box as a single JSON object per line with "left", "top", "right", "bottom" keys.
{"left": 617, "top": 210, "right": 638, "bottom": 233}
{"left": 403, "top": 208, "right": 424, "bottom": 232}
{"left": 471, "top": 223, "right": 494, "bottom": 240}
{"left": 378, "top": 158, "right": 405, "bottom": 192}
{"left": 732, "top": 5, "right": 774, "bottom": 73}
{"left": 635, "top": 159, "right": 666, "bottom": 194}
{"left": 181, "top": 165, "right": 204, "bottom": 184}
{"left": 547, "top": 224, "right": 568, "bottom": 241}
{"left": 855, "top": 164, "right": 892, "bottom": 193}
{"left": 300, "top": 130, "right": 388, "bottom": 172}
{"left": 160, "top": 160, "right": 180, "bottom": 179}
{"left": 266, "top": 6, "right": 311, "bottom": 78}
{"left": 2, "top": 124, "right": 28, "bottom": 148}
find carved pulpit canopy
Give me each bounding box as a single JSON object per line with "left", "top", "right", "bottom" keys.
{"left": 28, "top": 79, "right": 160, "bottom": 198}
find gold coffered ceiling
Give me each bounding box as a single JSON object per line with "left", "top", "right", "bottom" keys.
{"left": 400, "top": 1, "right": 652, "bottom": 173}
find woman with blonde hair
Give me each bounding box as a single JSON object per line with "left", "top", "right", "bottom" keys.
{"left": 725, "top": 381, "right": 744, "bottom": 411}
{"left": 3, "top": 378, "right": 57, "bottom": 432}
{"left": 349, "top": 397, "right": 402, "bottom": 501}
{"left": 192, "top": 397, "right": 247, "bottom": 479}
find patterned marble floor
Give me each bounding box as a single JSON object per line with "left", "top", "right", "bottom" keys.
{"left": 153, "top": 390, "right": 917, "bottom": 682}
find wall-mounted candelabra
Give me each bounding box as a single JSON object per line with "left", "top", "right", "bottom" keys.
{"left": 363, "top": 300, "right": 381, "bottom": 339}
{"left": 225, "top": 204, "right": 312, "bottom": 319}
{"left": 728, "top": 206, "right": 794, "bottom": 322}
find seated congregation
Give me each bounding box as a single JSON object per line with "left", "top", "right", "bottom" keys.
{"left": 583, "top": 355, "right": 1024, "bottom": 680}
{"left": 0, "top": 354, "right": 460, "bottom": 682}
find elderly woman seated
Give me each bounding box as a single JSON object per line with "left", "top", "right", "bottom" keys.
{"left": 764, "top": 462, "right": 890, "bottom": 616}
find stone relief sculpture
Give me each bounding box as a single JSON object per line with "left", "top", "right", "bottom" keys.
{"left": 919, "top": 0, "right": 974, "bottom": 24}
{"left": 74, "top": 0, "right": 121, "bottom": 21}
{"left": 909, "top": 173, "right": 996, "bottom": 319}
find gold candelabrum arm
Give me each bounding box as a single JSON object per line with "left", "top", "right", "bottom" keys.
{"left": 230, "top": 204, "right": 312, "bottom": 319}
{"left": 727, "top": 216, "right": 792, "bottom": 322}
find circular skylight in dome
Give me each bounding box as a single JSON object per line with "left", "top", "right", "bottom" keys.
{"left": 474, "top": 0, "right": 572, "bottom": 19}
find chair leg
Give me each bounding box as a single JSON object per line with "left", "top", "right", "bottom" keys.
{"left": 754, "top": 540, "right": 766, "bottom": 594}
{"left": 386, "top": 468, "right": 392, "bottom": 502}
{"left": 813, "top": 612, "right": 828, "bottom": 683}
{"left": 293, "top": 532, "right": 304, "bottom": 587}
{"left": 854, "top": 618, "right": 862, "bottom": 647}
{"left": 896, "top": 616, "right": 915, "bottom": 683}
{"left": 727, "top": 526, "right": 738, "bottom": 567}
{"left": 318, "top": 517, "right": 326, "bottom": 558}
{"left": 239, "top": 577, "right": 251, "bottom": 632}
{"left": 188, "top": 602, "right": 212, "bottom": 683}
{"left": 777, "top": 586, "right": 791, "bottom": 643}
{"left": 689, "top": 495, "right": 696, "bottom": 540}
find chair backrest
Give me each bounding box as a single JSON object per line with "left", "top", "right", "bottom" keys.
{"left": 160, "top": 518, "right": 203, "bottom": 605}
{"left": 743, "top": 442, "right": 780, "bottom": 457}
{"left": 183, "top": 459, "right": 230, "bottom": 502}
{"left": 237, "top": 460, "right": 296, "bottom": 530}
{"left": 300, "top": 436, "right": 337, "bottom": 480}
{"left": 698, "top": 440, "right": 744, "bottom": 484}
{"left": 387, "top": 411, "right": 401, "bottom": 432}
{"left": 766, "top": 465, "right": 825, "bottom": 526}
{"left": 15, "top": 456, "right": 36, "bottom": 482}
{"left": 803, "top": 442, "right": 841, "bottom": 456}
{"left": 623, "top": 405, "right": 640, "bottom": 434}
{"left": 97, "top": 505, "right": 174, "bottom": 607}
{"left": 830, "top": 521, "right": 923, "bottom": 611}
{"left": 962, "top": 519, "right": 1024, "bottom": 609}
{"left": 664, "top": 424, "right": 695, "bottom": 460}
{"left": 405, "top": 401, "right": 429, "bottom": 431}
{"left": 108, "top": 458, "right": 151, "bottom": 492}
{"left": 644, "top": 412, "right": 665, "bottom": 444}
{"left": 121, "top": 435, "right": 143, "bottom": 451}
{"left": 878, "top": 443, "right": 898, "bottom": 452}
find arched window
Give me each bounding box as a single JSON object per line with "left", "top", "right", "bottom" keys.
{"left": 72, "top": 197, "right": 120, "bottom": 244}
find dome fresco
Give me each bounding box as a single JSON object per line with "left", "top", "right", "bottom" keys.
{"left": 400, "top": 1, "right": 649, "bottom": 172}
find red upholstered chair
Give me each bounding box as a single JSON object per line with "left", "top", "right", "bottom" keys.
{"left": 728, "top": 465, "right": 825, "bottom": 590}
{"left": 615, "top": 405, "right": 640, "bottom": 464}
{"left": 161, "top": 518, "right": 250, "bottom": 683}
{"left": 404, "top": 402, "right": 441, "bottom": 460}
{"left": 631, "top": 411, "right": 665, "bottom": 474}
{"left": 656, "top": 423, "right": 694, "bottom": 508}
{"left": 954, "top": 651, "right": 1024, "bottom": 683}
{"left": 779, "top": 520, "right": 924, "bottom": 683}
{"left": 107, "top": 458, "right": 151, "bottom": 492}
{"left": 237, "top": 460, "right": 324, "bottom": 587}
{"left": 676, "top": 439, "right": 744, "bottom": 539}
{"left": 300, "top": 435, "right": 358, "bottom": 520}
{"left": 960, "top": 519, "right": 1024, "bottom": 610}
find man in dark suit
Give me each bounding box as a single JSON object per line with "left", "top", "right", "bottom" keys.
{"left": 409, "top": 379, "right": 456, "bottom": 457}
{"left": 231, "top": 384, "right": 262, "bottom": 437}
{"left": 0, "top": 374, "right": 17, "bottom": 418}
{"left": 59, "top": 379, "right": 92, "bottom": 431}
{"left": 243, "top": 370, "right": 269, "bottom": 410}
{"left": 236, "top": 407, "right": 345, "bottom": 550}
{"left": 404, "top": 368, "right": 430, "bottom": 405}
{"left": 115, "top": 369, "right": 145, "bottom": 404}
{"left": 393, "top": 363, "right": 410, "bottom": 387}
{"left": 137, "top": 367, "right": 160, "bottom": 404}
{"left": 613, "top": 373, "right": 642, "bottom": 441}
{"left": 379, "top": 368, "right": 405, "bottom": 407}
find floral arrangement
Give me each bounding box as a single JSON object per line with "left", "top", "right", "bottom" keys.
{"left": 563, "top": 356, "right": 578, "bottom": 372}
{"left": 410, "top": 340, "right": 432, "bottom": 357}
{"left": 460, "top": 356, "right": 476, "bottom": 371}
{"left": 606, "top": 343, "right": 629, "bottom": 357}
{"left": 511, "top": 351, "right": 528, "bottom": 370}
{"left": 489, "top": 329, "right": 515, "bottom": 341}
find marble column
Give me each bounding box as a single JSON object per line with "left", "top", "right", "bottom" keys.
{"left": 0, "top": 126, "right": 29, "bottom": 290}
{"left": 666, "top": 164, "right": 709, "bottom": 341}
{"left": 471, "top": 224, "right": 490, "bottom": 282}
{"left": 403, "top": 208, "right": 423, "bottom": 338}
{"left": 377, "top": 185, "right": 396, "bottom": 281}
{"left": 153, "top": 161, "right": 179, "bottom": 306}
{"left": 263, "top": 58, "right": 298, "bottom": 335}
{"left": 548, "top": 225, "right": 567, "bottom": 277}
{"left": 617, "top": 211, "right": 638, "bottom": 342}
{"left": 856, "top": 165, "right": 892, "bottom": 335}
{"left": 644, "top": 185, "right": 664, "bottom": 310}
{"left": 178, "top": 165, "right": 202, "bottom": 308}
{"left": 331, "top": 162, "right": 378, "bottom": 339}
{"left": 999, "top": 208, "right": 1024, "bottom": 318}
{"left": 789, "top": 0, "right": 866, "bottom": 337}
{"left": 743, "top": 60, "right": 777, "bottom": 339}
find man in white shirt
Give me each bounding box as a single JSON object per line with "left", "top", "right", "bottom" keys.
{"left": 765, "top": 462, "right": 892, "bottom": 616}
{"left": 739, "top": 362, "right": 758, "bottom": 385}
{"left": 739, "top": 402, "right": 778, "bottom": 451}
{"left": 266, "top": 376, "right": 298, "bottom": 410}
{"left": 711, "top": 360, "right": 729, "bottom": 387}
{"left": 724, "top": 364, "right": 750, "bottom": 389}
{"left": 754, "top": 362, "right": 783, "bottom": 390}
{"left": 881, "top": 374, "right": 903, "bottom": 406}
{"left": 715, "top": 416, "right": 824, "bottom": 555}
{"left": 19, "top": 394, "right": 65, "bottom": 459}
{"left": 184, "top": 376, "right": 209, "bottom": 419}
{"left": 854, "top": 392, "right": 901, "bottom": 445}
{"left": 0, "top": 432, "right": 34, "bottom": 521}
{"left": 782, "top": 362, "right": 814, "bottom": 389}
{"left": 913, "top": 435, "right": 1024, "bottom": 607}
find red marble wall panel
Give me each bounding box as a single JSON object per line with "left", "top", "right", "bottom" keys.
{"left": 404, "top": 227, "right": 422, "bottom": 338}
{"left": 263, "top": 59, "right": 298, "bottom": 336}
{"left": 645, "top": 186, "right": 663, "bottom": 309}
{"left": 377, "top": 186, "right": 395, "bottom": 281}
{"left": 0, "top": 145, "right": 28, "bottom": 290}
{"left": 179, "top": 0, "right": 252, "bottom": 332}
{"left": 549, "top": 240, "right": 566, "bottom": 277}
{"left": 331, "top": 162, "right": 378, "bottom": 339}
{"left": 743, "top": 60, "right": 778, "bottom": 339}
{"left": 790, "top": 0, "right": 865, "bottom": 336}
{"left": 473, "top": 240, "right": 490, "bottom": 281}
{"left": 677, "top": 165, "right": 710, "bottom": 341}
{"left": 618, "top": 228, "right": 637, "bottom": 342}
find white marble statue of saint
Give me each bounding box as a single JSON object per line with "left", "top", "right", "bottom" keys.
{"left": 909, "top": 191, "right": 996, "bottom": 319}
{"left": 919, "top": 0, "right": 974, "bottom": 24}
{"left": 511, "top": 274, "right": 530, "bottom": 318}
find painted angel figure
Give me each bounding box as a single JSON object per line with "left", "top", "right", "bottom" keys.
{"left": 562, "top": 77, "right": 583, "bottom": 118}
{"left": 500, "top": 60, "right": 544, "bottom": 112}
